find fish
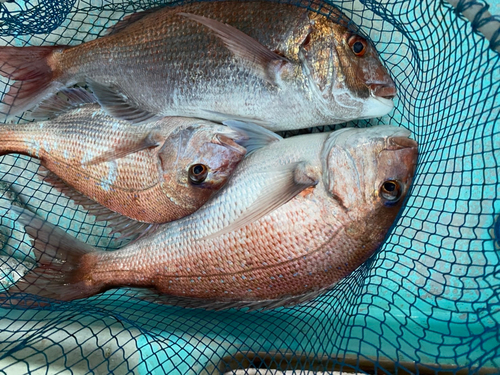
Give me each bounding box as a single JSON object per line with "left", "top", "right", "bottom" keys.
{"left": 4, "top": 124, "right": 418, "bottom": 310}
{"left": 0, "top": 90, "right": 264, "bottom": 238}
{"left": 0, "top": 0, "right": 396, "bottom": 131}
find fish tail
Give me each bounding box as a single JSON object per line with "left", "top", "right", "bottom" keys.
{"left": 4, "top": 205, "right": 103, "bottom": 305}
{"left": 0, "top": 45, "right": 68, "bottom": 117}
{"left": 0, "top": 121, "right": 38, "bottom": 157}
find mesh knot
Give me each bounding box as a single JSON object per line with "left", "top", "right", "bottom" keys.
{"left": 452, "top": 0, "right": 500, "bottom": 52}
{"left": 0, "top": 0, "right": 76, "bottom": 36}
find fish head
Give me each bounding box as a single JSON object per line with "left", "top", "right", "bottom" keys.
{"left": 158, "top": 124, "right": 247, "bottom": 208}
{"left": 298, "top": 13, "right": 396, "bottom": 120}
{"left": 322, "top": 125, "right": 418, "bottom": 244}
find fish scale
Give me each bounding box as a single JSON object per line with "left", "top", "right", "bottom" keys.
{"left": 0, "top": 103, "right": 248, "bottom": 229}
{"left": 4, "top": 126, "right": 417, "bottom": 310}
{"left": 0, "top": 0, "right": 396, "bottom": 129}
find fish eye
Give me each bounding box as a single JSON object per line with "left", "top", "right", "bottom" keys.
{"left": 348, "top": 35, "right": 367, "bottom": 57}
{"left": 188, "top": 164, "right": 209, "bottom": 185}
{"left": 380, "top": 180, "right": 402, "bottom": 201}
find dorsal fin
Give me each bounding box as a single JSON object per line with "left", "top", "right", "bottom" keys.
{"left": 105, "top": 8, "right": 160, "bottom": 36}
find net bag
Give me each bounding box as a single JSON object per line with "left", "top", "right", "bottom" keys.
{"left": 0, "top": 0, "right": 498, "bottom": 373}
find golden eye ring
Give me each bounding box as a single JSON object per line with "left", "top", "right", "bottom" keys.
{"left": 380, "top": 180, "right": 402, "bottom": 201}
{"left": 348, "top": 35, "right": 367, "bottom": 57}
{"left": 188, "top": 164, "right": 209, "bottom": 185}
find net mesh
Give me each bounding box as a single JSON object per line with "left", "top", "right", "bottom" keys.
{"left": 0, "top": 0, "right": 498, "bottom": 373}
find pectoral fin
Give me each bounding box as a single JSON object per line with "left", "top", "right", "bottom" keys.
{"left": 83, "top": 131, "right": 163, "bottom": 166}
{"left": 179, "top": 12, "right": 291, "bottom": 84}
{"left": 223, "top": 120, "right": 282, "bottom": 155}
{"left": 204, "top": 161, "right": 320, "bottom": 240}
{"left": 87, "top": 79, "right": 160, "bottom": 124}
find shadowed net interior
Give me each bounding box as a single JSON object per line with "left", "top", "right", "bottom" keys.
{"left": 0, "top": 0, "right": 498, "bottom": 373}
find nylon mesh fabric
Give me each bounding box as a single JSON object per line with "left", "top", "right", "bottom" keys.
{"left": 0, "top": 0, "right": 498, "bottom": 373}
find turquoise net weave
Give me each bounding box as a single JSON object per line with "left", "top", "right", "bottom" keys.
{"left": 0, "top": 0, "right": 498, "bottom": 373}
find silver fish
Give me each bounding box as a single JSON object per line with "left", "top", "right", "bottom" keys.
{"left": 5, "top": 125, "right": 417, "bottom": 310}
{"left": 0, "top": 0, "right": 395, "bottom": 130}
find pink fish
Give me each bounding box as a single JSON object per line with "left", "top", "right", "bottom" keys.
{"left": 0, "top": 0, "right": 395, "bottom": 130}
{"left": 0, "top": 91, "right": 264, "bottom": 238}
{"left": 6, "top": 125, "right": 417, "bottom": 310}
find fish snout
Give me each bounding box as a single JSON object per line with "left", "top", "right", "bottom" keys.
{"left": 370, "top": 82, "right": 397, "bottom": 99}
{"left": 386, "top": 136, "right": 419, "bottom": 179}
{"left": 388, "top": 136, "right": 418, "bottom": 150}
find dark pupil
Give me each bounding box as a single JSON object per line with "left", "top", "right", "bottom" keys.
{"left": 353, "top": 41, "right": 364, "bottom": 54}
{"left": 192, "top": 165, "right": 204, "bottom": 175}
{"left": 384, "top": 182, "right": 396, "bottom": 192}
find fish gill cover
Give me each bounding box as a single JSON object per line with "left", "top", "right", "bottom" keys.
{"left": 0, "top": 0, "right": 498, "bottom": 374}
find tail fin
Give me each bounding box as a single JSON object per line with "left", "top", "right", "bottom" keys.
{"left": 4, "top": 205, "right": 102, "bottom": 305}
{"left": 0, "top": 46, "right": 67, "bottom": 117}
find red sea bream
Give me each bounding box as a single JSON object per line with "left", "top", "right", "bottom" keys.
{"left": 0, "top": 100, "right": 249, "bottom": 230}
{"left": 7, "top": 125, "right": 417, "bottom": 310}
{"left": 0, "top": 0, "right": 396, "bottom": 130}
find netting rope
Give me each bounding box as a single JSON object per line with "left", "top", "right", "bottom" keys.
{"left": 0, "top": 0, "right": 498, "bottom": 373}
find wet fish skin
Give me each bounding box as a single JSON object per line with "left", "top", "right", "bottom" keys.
{"left": 0, "top": 0, "right": 395, "bottom": 130}
{"left": 7, "top": 125, "right": 417, "bottom": 310}
{"left": 0, "top": 104, "right": 247, "bottom": 224}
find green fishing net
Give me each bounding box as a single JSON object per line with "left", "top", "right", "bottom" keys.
{"left": 0, "top": 0, "right": 498, "bottom": 373}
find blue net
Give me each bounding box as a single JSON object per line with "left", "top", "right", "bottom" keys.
{"left": 0, "top": 0, "right": 498, "bottom": 373}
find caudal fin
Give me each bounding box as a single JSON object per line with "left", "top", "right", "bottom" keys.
{"left": 4, "top": 205, "right": 102, "bottom": 305}
{"left": 0, "top": 46, "right": 67, "bottom": 117}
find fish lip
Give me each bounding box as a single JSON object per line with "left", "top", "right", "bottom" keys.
{"left": 371, "top": 95, "right": 395, "bottom": 106}
{"left": 358, "top": 95, "right": 394, "bottom": 119}
{"left": 387, "top": 136, "right": 418, "bottom": 150}
{"left": 369, "top": 83, "right": 397, "bottom": 99}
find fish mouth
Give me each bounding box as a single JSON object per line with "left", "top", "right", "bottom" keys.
{"left": 359, "top": 95, "right": 394, "bottom": 119}
{"left": 384, "top": 135, "right": 419, "bottom": 178}
{"left": 369, "top": 83, "right": 397, "bottom": 99}
{"left": 387, "top": 136, "right": 418, "bottom": 150}
{"left": 322, "top": 125, "right": 413, "bottom": 162}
